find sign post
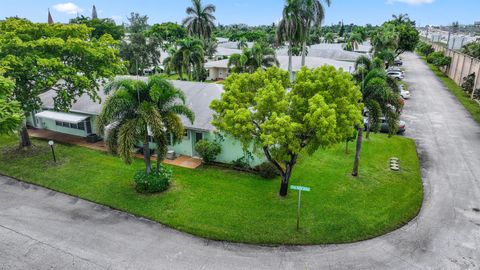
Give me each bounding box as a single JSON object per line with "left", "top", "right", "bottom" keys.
{"left": 290, "top": 185, "right": 311, "bottom": 230}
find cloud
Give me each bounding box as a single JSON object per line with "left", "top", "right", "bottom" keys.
{"left": 387, "top": 0, "right": 434, "bottom": 5}
{"left": 52, "top": 2, "right": 83, "bottom": 14}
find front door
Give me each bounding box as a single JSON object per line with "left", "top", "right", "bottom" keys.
{"left": 193, "top": 132, "right": 203, "bottom": 157}
{"left": 85, "top": 119, "right": 92, "bottom": 134}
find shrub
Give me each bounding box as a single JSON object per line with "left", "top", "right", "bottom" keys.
{"left": 255, "top": 162, "right": 279, "bottom": 179}
{"left": 416, "top": 41, "right": 434, "bottom": 56}
{"left": 195, "top": 139, "right": 221, "bottom": 164}
{"left": 461, "top": 73, "right": 476, "bottom": 94}
{"left": 231, "top": 156, "right": 250, "bottom": 168}
{"left": 426, "top": 51, "right": 443, "bottom": 64}
{"left": 134, "top": 165, "right": 172, "bottom": 194}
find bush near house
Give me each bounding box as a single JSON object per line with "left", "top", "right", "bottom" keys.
{"left": 255, "top": 162, "right": 279, "bottom": 179}
{"left": 194, "top": 139, "right": 222, "bottom": 164}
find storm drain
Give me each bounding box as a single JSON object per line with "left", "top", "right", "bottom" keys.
{"left": 390, "top": 157, "right": 400, "bottom": 171}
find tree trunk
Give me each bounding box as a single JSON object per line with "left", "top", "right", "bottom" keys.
{"left": 288, "top": 42, "right": 293, "bottom": 82}
{"left": 301, "top": 40, "right": 307, "bottom": 67}
{"left": 365, "top": 118, "right": 371, "bottom": 140}
{"left": 19, "top": 123, "right": 32, "bottom": 148}
{"left": 279, "top": 177, "right": 289, "bottom": 197}
{"left": 352, "top": 127, "right": 363, "bottom": 177}
{"left": 143, "top": 134, "right": 151, "bottom": 174}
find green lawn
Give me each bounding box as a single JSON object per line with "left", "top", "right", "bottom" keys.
{"left": 0, "top": 134, "right": 423, "bottom": 245}
{"left": 419, "top": 55, "right": 480, "bottom": 125}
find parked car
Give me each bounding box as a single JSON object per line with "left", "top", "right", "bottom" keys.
{"left": 387, "top": 67, "right": 404, "bottom": 74}
{"left": 394, "top": 59, "right": 403, "bottom": 66}
{"left": 400, "top": 89, "right": 410, "bottom": 99}
{"left": 364, "top": 117, "right": 406, "bottom": 134}
{"left": 387, "top": 71, "right": 404, "bottom": 80}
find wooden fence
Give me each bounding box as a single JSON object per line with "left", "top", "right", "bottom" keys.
{"left": 428, "top": 41, "right": 480, "bottom": 94}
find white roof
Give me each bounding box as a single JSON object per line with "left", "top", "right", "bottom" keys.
{"left": 35, "top": 111, "right": 89, "bottom": 124}
{"left": 39, "top": 77, "right": 224, "bottom": 131}
{"left": 204, "top": 56, "right": 355, "bottom": 73}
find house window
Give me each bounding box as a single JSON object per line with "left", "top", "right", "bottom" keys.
{"left": 184, "top": 129, "right": 189, "bottom": 139}
{"left": 55, "top": 120, "right": 85, "bottom": 131}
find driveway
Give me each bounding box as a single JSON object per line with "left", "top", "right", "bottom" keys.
{"left": 1, "top": 52, "right": 479, "bottom": 269}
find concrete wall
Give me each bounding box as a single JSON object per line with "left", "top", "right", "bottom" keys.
{"left": 428, "top": 41, "right": 480, "bottom": 94}
{"left": 207, "top": 67, "right": 229, "bottom": 80}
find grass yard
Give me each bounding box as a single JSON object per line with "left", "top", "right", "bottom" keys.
{"left": 419, "top": 55, "right": 480, "bottom": 125}
{"left": 0, "top": 133, "right": 423, "bottom": 245}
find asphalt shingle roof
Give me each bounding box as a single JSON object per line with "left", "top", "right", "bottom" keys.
{"left": 39, "top": 77, "right": 224, "bottom": 132}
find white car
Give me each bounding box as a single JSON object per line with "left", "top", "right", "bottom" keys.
{"left": 400, "top": 90, "right": 410, "bottom": 99}
{"left": 387, "top": 71, "right": 404, "bottom": 80}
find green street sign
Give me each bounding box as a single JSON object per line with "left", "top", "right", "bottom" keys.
{"left": 290, "top": 185, "right": 311, "bottom": 192}
{"left": 290, "top": 185, "right": 311, "bottom": 230}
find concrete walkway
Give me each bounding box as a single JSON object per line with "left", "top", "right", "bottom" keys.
{"left": 1, "top": 52, "right": 479, "bottom": 269}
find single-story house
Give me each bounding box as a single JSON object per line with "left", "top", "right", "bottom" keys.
{"left": 26, "top": 78, "right": 264, "bottom": 166}
{"left": 204, "top": 55, "right": 355, "bottom": 80}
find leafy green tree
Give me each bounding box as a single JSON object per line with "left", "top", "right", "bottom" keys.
{"left": 344, "top": 32, "right": 363, "bottom": 51}
{"left": 182, "top": 0, "right": 216, "bottom": 40}
{"left": 147, "top": 22, "right": 187, "bottom": 50}
{"left": 70, "top": 16, "right": 125, "bottom": 40}
{"left": 120, "top": 13, "right": 162, "bottom": 75}
{"left": 0, "top": 18, "right": 124, "bottom": 147}
{"left": 97, "top": 76, "right": 194, "bottom": 173}
{"left": 211, "top": 66, "right": 363, "bottom": 197}
{"left": 461, "top": 42, "right": 480, "bottom": 59}
{"left": 228, "top": 41, "right": 278, "bottom": 73}
{"left": 0, "top": 73, "right": 23, "bottom": 134}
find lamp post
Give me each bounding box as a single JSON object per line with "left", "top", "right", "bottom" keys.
{"left": 48, "top": 140, "right": 56, "bottom": 163}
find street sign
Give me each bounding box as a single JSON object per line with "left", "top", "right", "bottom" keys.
{"left": 290, "top": 185, "right": 311, "bottom": 230}
{"left": 290, "top": 185, "right": 311, "bottom": 192}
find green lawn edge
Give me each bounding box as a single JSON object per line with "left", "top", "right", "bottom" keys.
{"left": 419, "top": 54, "right": 480, "bottom": 125}
{"left": 0, "top": 134, "right": 423, "bottom": 245}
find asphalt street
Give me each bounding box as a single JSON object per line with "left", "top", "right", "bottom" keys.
{"left": 0, "top": 52, "right": 479, "bottom": 269}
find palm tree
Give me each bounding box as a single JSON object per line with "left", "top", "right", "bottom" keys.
{"left": 324, "top": 32, "right": 335, "bottom": 43}
{"left": 203, "top": 38, "right": 218, "bottom": 59}
{"left": 228, "top": 42, "right": 279, "bottom": 73}
{"left": 298, "top": 0, "right": 331, "bottom": 66}
{"left": 277, "top": 0, "right": 303, "bottom": 81}
{"left": 169, "top": 38, "right": 204, "bottom": 81}
{"left": 237, "top": 37, "right": 248, "bottom": 50}
{"left": 97, "top": 76, "right": 194, "bottom": 174}
{"left": 352, "top": 59, "right": 402, "bottom": 176}
{"left": 344, "top": 32, "right": 363, "bottom": 51}
{"left": 182, "top": 0, "right": 216, "bottom": 40}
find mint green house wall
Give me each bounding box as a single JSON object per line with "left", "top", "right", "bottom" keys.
{"left": 38, "top": 118, "right": 88, "bottom": 137}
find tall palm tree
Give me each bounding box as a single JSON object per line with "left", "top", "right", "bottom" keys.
{"left": 182, "top": 0, "right": 216, "bottom": 40}
{"left": 237, "top": 37, "right": 248, "bottom": 50}
{"left": 298, "top": 0, "right": 331, "bottom": 66}
{"left": 352, "top": 59, "right": 402, "bottom": 177}
{"left": 96, "top": 76, "right": 195, "bottom": 173}
{"left": 277, "top": 0, "right": 303, "bottom": 81}
{"left": 167, "top": 38, "right": 204, "bottom": 81}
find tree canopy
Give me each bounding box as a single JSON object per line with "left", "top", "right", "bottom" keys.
{"left": 210, "top": 66, "right": 363, "bottom": 196}
{"left": 70, "top": 16, "right": 125, "bottom": 40}
{"left": 0, "top": 72, "right": 23, "bottom": 134}
{"left": 0, "top": 17, "right": 124, "bottom": 146}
